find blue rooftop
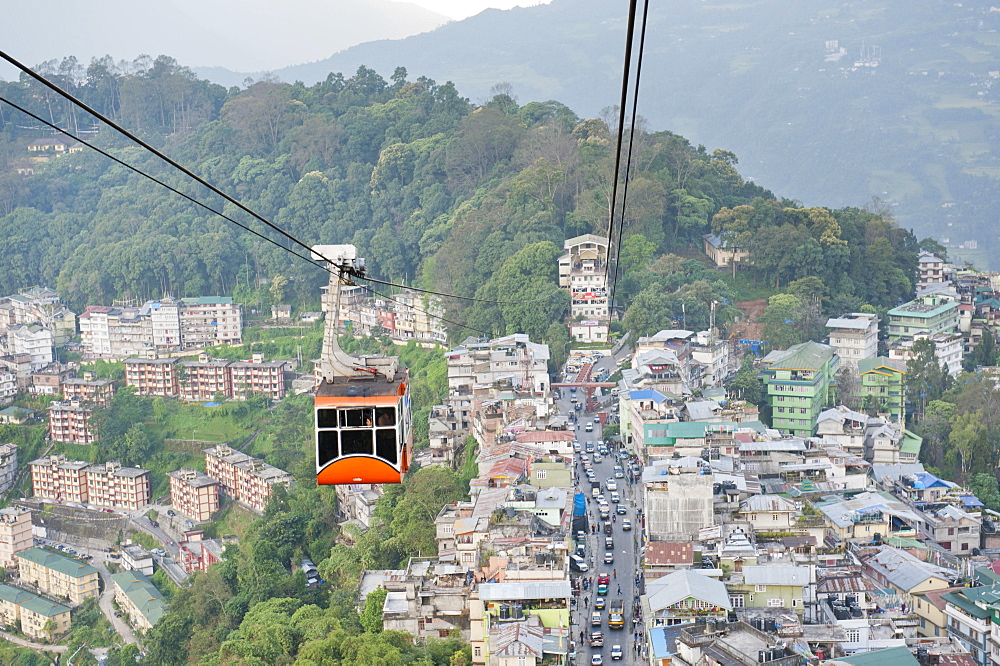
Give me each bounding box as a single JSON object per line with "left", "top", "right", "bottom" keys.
{"left": 630, "top": 389, "right": 668, "bottom": 403}
{"left": 910, "top": 472, "right": 949, "bottom": 489}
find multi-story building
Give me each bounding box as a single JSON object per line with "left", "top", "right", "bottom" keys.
{"left": 887, "top": 295, "right": 959, "bottom": 345}
{"left": 80, "top": 296, "right": 243, "bottom": 358}
{"left": 30, "top": 455, "right": 89, "bottom": 503}
{"left": 826, "top": 313, "right": 879, "bottom": 370}
{"left": 941, "top": 586, "right": 1000, "bottom": 665}
{"left": 0, "top": 584, "right": 71, "bottom": 639}
{"left": 392, "top": 291, "right": 448, "bottom": 344}
{"left": 0, "top": 369, "right": 16, "bottom": 405}
{"left": 0, "top": 287, "right": 76, "bottom": 346}
{"left": 858, "top": 357, "right": 906, "bottom": 421}
{"left": 557, "top": 233, "right": 609, "bottom": 320}
{"left": 120, "top": 544, "right": 154, "bottom": 577}
{"left": 179, "top": 355, "right": 232, "bottom": 401}
{"left": 60, "top": 374, "right": 116, "bottom": 407}
{"left": 30, "top": 455, "right": 150, "bottom": 509}
{"left": 229, "top": 355, "right": 287, "bottom": 402}
{"left": 0, "top": 506, "right": 32, "bottom": 568}
{"left": 124, "top": 356, "right": 180, "bottom": 397}
{"left": 111, "top": 571, "right": 166, "bottom": 631}
{"left": 889, "top": 332, "right": 964, "bottom": 377}
{"left": 760, "top": 341, "right": 839, "bottom": 437}
{"left": 149, "top": 298, "right": 181, "bottom": 350}
{"left": 168, "top": 467, "right": 220, "bottom": 523}
{"left": 6, "top": 324, "right": 54, "bottom": 370}
{"left": 446, "top": 334, "right": 550, "bottom": 398}
{"left": 85, "top": 462, "right": 151, "bottom": 510}
{"left": 914, "top": 503, "right": 980, "bottom": 556}
{"left": 29, "top": 364, "right": 74, "bottom": 397}
{"left": 642, "top": 464, "right": 714, "bottom": 542}
{"left": 47, "top": 401, "right": 98, "bottom": 444}
{"left": 0, "top": 443, "right": 17, "bottom": 494}
{"left": 16, "top": 547, "right": 99, "bottom": 604}
{"left": 204, "top": 444, "right": 293, "bottom": 514}
{"left": 177, "top": 530, "right": 227, "bottom": 573}
{"left": 179, "top": 297, "right": 242, "bottom": 349}
{"left": 918, "top": 252, "right": 948, "bottom": 291}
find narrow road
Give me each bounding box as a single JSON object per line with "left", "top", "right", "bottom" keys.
{"left": 98, "top": 567, "right": 137, "bottom": 644}
{"left": 564, "top": 388, "right": 647, "bottom": 666}
{"left": 0, "top": 629, "right": 67, "bottom": 652}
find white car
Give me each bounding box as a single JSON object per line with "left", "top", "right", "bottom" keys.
{"left": 606, "top": 480, "right": 617, "bottom": 491}
{"left": 611, "top": 645, "right": 623, "bottom": 660}
{"left": 622, "top": 519, "right": 632, "bottom": 531}
{"left": 585, "top": 423, "right": 594, "bottom": 432}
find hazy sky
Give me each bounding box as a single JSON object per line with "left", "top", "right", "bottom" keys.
{"left": 0, "top": 0, "right": 554, "bottom": 80}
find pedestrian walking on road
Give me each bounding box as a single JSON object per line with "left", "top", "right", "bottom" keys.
{"left": 613, "top": 568, "right": 617, "bottom": 579}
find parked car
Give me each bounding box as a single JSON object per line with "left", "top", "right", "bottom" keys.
{"left": 166, "top": 509, "right": 176, "bottom": 517}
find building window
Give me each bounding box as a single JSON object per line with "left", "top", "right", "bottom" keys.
{"left": 474, "top": 647, "right": 481, "bottom": 657}
{"left": 755, "top": 585, "right": 767, "bottom": 592}
{"left": 767, "top": 598, "right": 784, "bottom": 607}
{"left": 729, "top": 595, "right": 744, "bottom": 608}
{"left": 536, "top": 470, "right": 547, "bottom": 480}
{"left": 846, "top": 629, "right": 860, "bottom": 642}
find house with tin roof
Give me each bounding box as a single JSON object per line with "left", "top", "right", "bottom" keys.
{"left": 642, "top": 569, "right": 732, "bottom": 625}
{"left": 728, "top": 565, "right": 813, "bottom": 616}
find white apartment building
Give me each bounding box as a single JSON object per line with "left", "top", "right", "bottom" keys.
{"left": 0, "top": 370, "right": 16, "bottom": 405}
{"left": 7, "top": 325, "right": 54, "bottom": 370}
{"left": 889, "top": 332, "right": 964, "bottom": 377}
{"left": 179, "top": 297, "right": 242, "bottom": 349}
{"left": 826, "top": 313, "right": 879, "bottom": 370}
{"left": 446, "top": 334, "right": 550, "bottom": 397}
{"left": 80, "top": 297, "right": 243, "bottom": 358}
{"left": 150, "top": 298, "right": 181, "bottom": 349}
{"left": 558, "top": 234, "right": 609, "bottom": 320}
{"left": 0, "top": 287, "right": 76, "bottom": 346}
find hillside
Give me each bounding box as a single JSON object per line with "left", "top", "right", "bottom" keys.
{"left": 196, "top": 0, "right": 1000, "bottom": 267}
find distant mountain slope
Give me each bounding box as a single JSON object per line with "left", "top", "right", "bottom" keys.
{"left": 202, "top": 0, "right": 998, "bottom": 266}
{"left": 1, "top": 0, "right": 448, "bottom": 75}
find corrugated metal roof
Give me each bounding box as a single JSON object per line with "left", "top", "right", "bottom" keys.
{"left": 645, "top": 569, "right": 732, "bottom": 612}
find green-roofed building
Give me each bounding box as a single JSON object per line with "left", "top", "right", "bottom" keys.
{"left": 112, "top": 571, "right": 166, "bottom": 631}
{"left": 858, "top": 357, "right": 907, "bottom": 422}
{"left": 0, "top": 583, "right": 71, "bottom": 639}
{"left": 887, "top": 295, "right": 959, "bottom": 345}
{"left": 941, "top": 586, "right": 999, "bottom": 663}
{"left": 837, "top": 646, "right": 919, "bottom": 666}
{"left": 16, "top": 546, "right": 99, "bottom": 604}
{"left": 760, "top": 341, "right": 839, "bottom": 437}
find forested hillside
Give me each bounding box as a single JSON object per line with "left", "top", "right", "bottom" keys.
{"left": 0, "top": 56, "right": 930, "bottom": 350}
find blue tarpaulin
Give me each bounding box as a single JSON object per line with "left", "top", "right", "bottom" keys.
{"left": 574, "top": 493, "right": 586, "bottom": 516}
{"left": 204, "top": 402, "right": 222, "bottom": 407}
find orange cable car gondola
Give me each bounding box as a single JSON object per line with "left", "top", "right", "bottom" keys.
{"left": 312, "top": 244, "right": 412, "bottom": 485}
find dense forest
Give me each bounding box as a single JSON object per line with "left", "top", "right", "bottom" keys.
{"left": 0, "top": 55, "right": 968, "bottom": 664}
{"left": 0, "top": 55, "right": 931, "bottom": 350}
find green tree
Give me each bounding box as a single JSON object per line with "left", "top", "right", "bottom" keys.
{"left": 360, "top": 587, "right": 388, "bottom": 633}
{"left": 726, "top": 354, "right": 766, "bottom": 407}
{"left": 968, "top": 473, "right": 1000, "bottom": 512}
{"left": 904, "top": 339, "right": 952, "bottom": 420}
